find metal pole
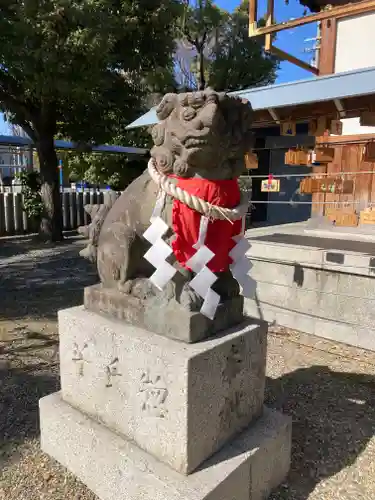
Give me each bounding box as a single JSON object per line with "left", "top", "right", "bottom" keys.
{"left": 59, "top": 159, "right": 63, "bottom": 193}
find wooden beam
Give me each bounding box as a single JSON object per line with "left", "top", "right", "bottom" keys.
{"left": 334, "top": 98, "right": 346, "bottom": 118}
{"left": 317, "top": 133, "right": 375, "bottom": 145}
{"left": 268, "top": 108, "right": 280, "bottom": 123}
{"left": 270, "top": 46, "right": 319, "bottom": 75}
{"left": 249, "top": 0, "right": 375, "bottom": 37}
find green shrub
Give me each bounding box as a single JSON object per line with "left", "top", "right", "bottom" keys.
{"left": 16, "top": 170, "right": 45, "bottom": 221}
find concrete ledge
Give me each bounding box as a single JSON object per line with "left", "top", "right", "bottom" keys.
{"left": 246, "top": 223, "right": 375, "bottom": 277}
{"left": 305, "top": 226, "right": 375, "bottom": 242}
{"left": 245, "top": 300, "right": 375, "bottom": 352}
{"left": 40, "top": 392, "right": 291, "bottom": 500}
{"left": 247, "top": 242, "right": 374, "bottom": 277}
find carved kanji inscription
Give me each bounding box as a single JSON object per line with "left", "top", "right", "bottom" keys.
{"left": 72, "top": 342, "right": 90, "bottom": 377}
{"left": 105, "top": 357, "right": 122, "bottom": 387}
{"left": 139, "top": 369, "right": 168, "bottom": 418}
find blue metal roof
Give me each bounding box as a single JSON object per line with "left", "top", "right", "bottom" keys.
{"left": 0, "top": 135, "right": 31, "bottom": 147}
{"left": 0, "top": 135, "right": 148, "bottom": 155}
{"left": 126, "top": 66, "right": 375, "bottom": 129}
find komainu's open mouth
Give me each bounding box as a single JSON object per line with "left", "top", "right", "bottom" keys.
{"left": 184, "top": 137, "right": 209, "bottom": 149}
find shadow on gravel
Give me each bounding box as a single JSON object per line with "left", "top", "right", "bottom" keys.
{"left": 0, "top": 238, "right": 44, "bottom": 259}
{"left": 0, "top": 233, "right": 78, "bottom": 258}
{"left": 0, "top": 239, "right": 97, "bottom": 322}
{"left": 0, "top": 365, "right": 59, "bottom": 471}
{"left": 266, "top": 365, "right": 375, "bottom": 499}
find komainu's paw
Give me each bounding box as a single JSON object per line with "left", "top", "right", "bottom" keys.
{"left": 79, "top": 244, "right": 97, "bottom": 263}
{"left": 117, "top": 280, "right": 132, "bottom": 294}
{"left": 121, "top": 277, "right": 157, "bottom": 300}
{"left": 179, "top": 282, "right": 202, "bottom": 312}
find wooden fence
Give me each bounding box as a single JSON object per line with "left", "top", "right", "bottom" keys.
{"left": 0, "top": 191, "right": 119, "bottom": 237}
{"left": 1, "top": 182, "right": 253, "bottom": 237}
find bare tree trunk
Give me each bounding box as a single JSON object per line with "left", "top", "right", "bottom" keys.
{"left": 197, "top": 0, "right": 206, "bottom": 90}
{"left": 198, "top": 48, "right": 206, "bottom": 90}
{"left": 36, "top": 136, "right": 63, "bottom": 241}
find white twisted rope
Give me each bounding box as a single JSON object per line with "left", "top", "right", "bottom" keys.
{"left": 148, "top": 159, "right": 249, "bottom": 222}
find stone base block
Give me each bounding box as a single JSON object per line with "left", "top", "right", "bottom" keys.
{"left": 40, "top": 392, "right": 292, "bottom": 500}
{"left": 84, "top": 284, "right": 244, "bottom": 343}
{"left": 59, "top": 306, "right": 267, "bottom": 474}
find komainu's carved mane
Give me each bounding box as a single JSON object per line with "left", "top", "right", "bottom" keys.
{"left": 150, "top": 88, "right": 253, "bottom": 180}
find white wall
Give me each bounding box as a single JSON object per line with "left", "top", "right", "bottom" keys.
{"left": 335, "top": 12, "right": 375, "bottom": 135}
{"left": 0, "top": 150, "right": 12, "bottom": 165}
{"left": 0, "top": 147, "right": 25, "bottom": 178}
{"left": 0, "top": 149, "right": 13, "bottom": 177}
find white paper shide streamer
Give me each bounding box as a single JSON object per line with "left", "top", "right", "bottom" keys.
{"left": 185, "top": 216, "right": 220, "bottom": 320}
{"left": 230, "top": 217, "right": 256, "bottom": 298}
{"left": 142, "top": 191, "right": 177, "bottom": 290}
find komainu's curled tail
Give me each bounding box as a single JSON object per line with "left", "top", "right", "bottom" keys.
{"left": 78, "top": 192, "right": 117, "bottom": 263}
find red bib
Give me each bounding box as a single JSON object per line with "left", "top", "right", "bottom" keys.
{"left": 171, "top": 177, "right": 242, "bottom": 273}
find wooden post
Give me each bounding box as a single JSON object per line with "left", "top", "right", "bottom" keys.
{"left": 83, "top": 192, "right": 90, "bottom": 225}
{"left": 249, "top": 0, "right": 258, "bottom": 34}
{"left": 0, "top": 193, "right": 5, "bottom": 236}
{"left": 265, "top": 0, "right": 274, "bottom": 52}
{"left": 76, "top": 192, "right": 84, "bottom": 228}
{"left": 4, "top": 193, "right": 14, "bottom": 235}
{"left": 62, "top": 192, "right": 69, "bottom": 230}
{"left": 13, "top": 193, "right": 23, "bottom": 234}
{"left": 22, "top": 200, "right": 28, "bottom": 234}
{"left": 69, "top": 192, "right": 77, "bottom": 229}
{"left": 318, "top": 19, "right": 337, "bottom": 75}
{"left": 89, "top": 191, "right": 97, "bottom": 207}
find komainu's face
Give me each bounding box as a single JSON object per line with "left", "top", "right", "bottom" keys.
{"left": 151, "top": 88, "right": 253, "bottom": 179}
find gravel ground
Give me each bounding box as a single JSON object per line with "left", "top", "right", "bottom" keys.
{"left": 1, "top": 236, "right": 375, "bottom": 500}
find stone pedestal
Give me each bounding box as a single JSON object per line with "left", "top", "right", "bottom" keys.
{"left": 39, "top": 306, "right": 292, "bottom": 499}
{"left": 84, "top": 284, "right": 244, "bottom": 343}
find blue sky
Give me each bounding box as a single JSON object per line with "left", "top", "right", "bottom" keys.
{"left": 0, "top": 116, "right": 7, "bottom": 134}
{"left": 0, "top": 0, "right": 317, "bottom": 136}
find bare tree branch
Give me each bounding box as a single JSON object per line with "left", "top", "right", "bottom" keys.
{"left": 174, "top": 53, "right": 197, "bottom": 90}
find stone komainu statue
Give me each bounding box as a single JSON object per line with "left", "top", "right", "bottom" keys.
{"left": 80, "top": 89, "right": 253, "bottom": 313}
